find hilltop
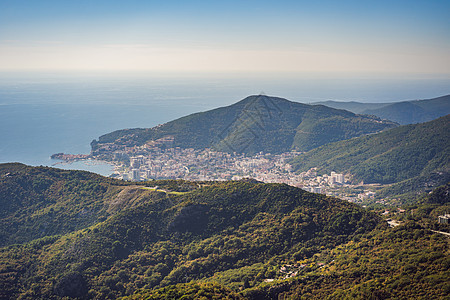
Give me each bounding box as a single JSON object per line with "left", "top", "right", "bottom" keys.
{"left": 291, "top": 115, "right": 450, "bottom": 197}
{"left": 0, "top": 163, "right": 133, "bottom": 246}
{"left": 91, "top": 95, "right": 397, "bottom": 155}
{"left": 314, "top": 94, "right": 450, "bottom": 125}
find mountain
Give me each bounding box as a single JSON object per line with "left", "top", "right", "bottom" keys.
{"left": 291, "top": 115, "right": 450, "bottom": 196}
{"left": 127, "top": 224, "right": 450, "bottom": 300}
{"left": 312, "top": 100, "right": 389, "bottom": 114}
{"left": 0, "top": 164, "right": 380, "bottom": 299}
{"left": 361, "top": 95, "right": 450, "bottom": 125}
{"left": 314, "top": 94, "right": 450, "bottom": 125}
{"left": 0, "top": 163, "right": 204, "bottom": 247}
{"left": 0, "top": 163, "right": 134, "bottom": 246}
{"left": 91, "top": 95, "right": 397, "bottom": 155}
{"left": 128, "top": 184, "right": 450, "bottom": 299}
{"left": 263, "top": 184, "right": 450, "bottom": 299}
{"left": 1, "top": 164, "right": 449, "bottom": 299}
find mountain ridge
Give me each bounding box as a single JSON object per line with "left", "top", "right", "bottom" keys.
{"left": 361, "top": 95, "right": 450, "bottom": 124}
{"left": 291, "top": 114, "right": 450, "bottom": 197}
{"left": 314, "top": 94, "right": 450, "bottom": 124}
{"left": 91, "top": 95, "right": 397, "bottom": 155}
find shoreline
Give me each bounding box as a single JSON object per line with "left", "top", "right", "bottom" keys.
{"left": 50, "top": 157, "right": 117, "bottom": 177}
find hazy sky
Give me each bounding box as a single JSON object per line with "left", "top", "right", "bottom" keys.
{"left": 0, "top": 0, "right": 449, "bottom": 74}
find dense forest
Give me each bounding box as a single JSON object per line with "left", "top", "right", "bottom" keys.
{"left": 125, "top": 184, "right": 450, "bottom": 299}
{"left": 91, "top": 95, "right": 396, "bottom": 155}
{"left": 0, "top": 163, "right": 380, "bottom": 299}
{"left": 125, "top": 225, "right": 449, "bottom": 300}
{"left": 0, "top": 163, "right": 134, "bottom": 246}
{"left": 0, "top": 164, "right": 448, "bottom": 299}
{"left": 291, "top": 115, "right": 450, "bottom": 196}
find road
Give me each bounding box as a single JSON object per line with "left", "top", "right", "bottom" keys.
{"left": 431, "top": 230, "right": 450, "bottom": 237}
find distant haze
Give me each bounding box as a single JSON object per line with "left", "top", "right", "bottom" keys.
{"left": 0, "top": 0, "right": 449, "bottom": 75}
{"left": 0, "top": 72, "right": 449, "bottom": 104}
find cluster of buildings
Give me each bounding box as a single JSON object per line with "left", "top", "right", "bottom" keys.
{"left": 357, "top": 190, "right": 377, "bottom": 200}
{"left": 109, "top": 143, "right": 348, "bottom": 196}
{"left": 87, "top": 136, "right": 365, "bottom": 198}
{"left": 300, "top": 169, "right": 347, "bottom": 194}
{"left": 115, "top": 147, "right": 300, "bottom": 183}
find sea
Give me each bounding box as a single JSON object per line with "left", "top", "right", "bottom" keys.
{"left": 1, "top": 72, "right": 449, "bottom": 176}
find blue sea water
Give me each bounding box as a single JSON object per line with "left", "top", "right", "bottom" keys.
{"left": 1, "top": 72, "right": 449, "bottom": 176}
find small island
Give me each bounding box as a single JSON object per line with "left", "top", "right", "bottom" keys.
{"left": 50, "top": 153, "right": 90, "bottom": 161}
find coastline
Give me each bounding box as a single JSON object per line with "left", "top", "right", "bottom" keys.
{"left": 50, "top": 157, "right": 116, "bottom": 177}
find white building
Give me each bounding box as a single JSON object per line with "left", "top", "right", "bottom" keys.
{"left": 438, "top": 214, "right": 450, "bottom": 224}
{"left": 131, "top": 169, "right": 140, "bottom": 181}
{"left": 330, "top": 172, "right": 344, "bottom": 184}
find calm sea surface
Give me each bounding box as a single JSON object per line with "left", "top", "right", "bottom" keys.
{"left": 1, "top": 72, "right": 449, "bottom": 176}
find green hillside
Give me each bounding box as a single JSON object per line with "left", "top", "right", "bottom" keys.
{"left": 126, "top": 282, "right": 243, "bottom": 299}
{"left": 0, "top": 163, "right": 134, "bottom": 246}
{"left": 1, "top": 165, "right": 449, "bottom": 299}
{"left": 0, "top": 164, "right": 380, "bottom": 299}
{"left": 246, "top": 184, "right": 450, "bottom": 299}
{"left": 0, "top": 164, "right": 203, "bottom": 247}
{"left": 91, "top": 95, "right": 396, "bottom": 154}
{"left": 361, "top": 95, "right": 450, "bottom": 125}
{"left": 291, "top": 115, "right": 450, "bottom": 193}
{"left": 126, "top": 225, "right": 449, "bottom": 300}
{"left": 125, "top": 185, "right": 450, "bottom": 300}
{"left": 315, "top": 94, "right": 450, "bottom": 125}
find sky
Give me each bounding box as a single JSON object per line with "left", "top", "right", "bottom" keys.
{"left": 0, "top": 0, "right": 449, "bottom": 75}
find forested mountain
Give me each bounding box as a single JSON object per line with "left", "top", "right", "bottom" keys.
{"left": 91, "top": 95, "right": 396, "bottom": 154}
{"left": 1, "top": 164, "right": 449, "bottom": 299}
{"left": 0, "top": 164, "right": 380, "bottom": 299}
{"left": 315, "top": 94, "right": 450, "bottom": 125}
{"left": 361, "top": 94, "right": 450, "bottom": 125}
{"left": 128, "top": 224, "right": 449, "bottom": 300}
{"left": 123, "top": 184, "right": 450, "bottom": 299}
{"left": 291, "top": 115, "right": 450, "bottom": 196}
{"left": 0, "top": 163, "right": 203, "bottom": 247}
{"left": 0, "top": 163, "right": 133, "bottom": 246}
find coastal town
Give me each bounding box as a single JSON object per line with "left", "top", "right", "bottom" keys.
{"left": 117, "top": 149, "right": 378, "bottom": 203}
{"left": 117, "top": 149, "right": 349, "bottom": 194}
{"left": 51, "top": 136, "right": 381, "bottom": 204}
